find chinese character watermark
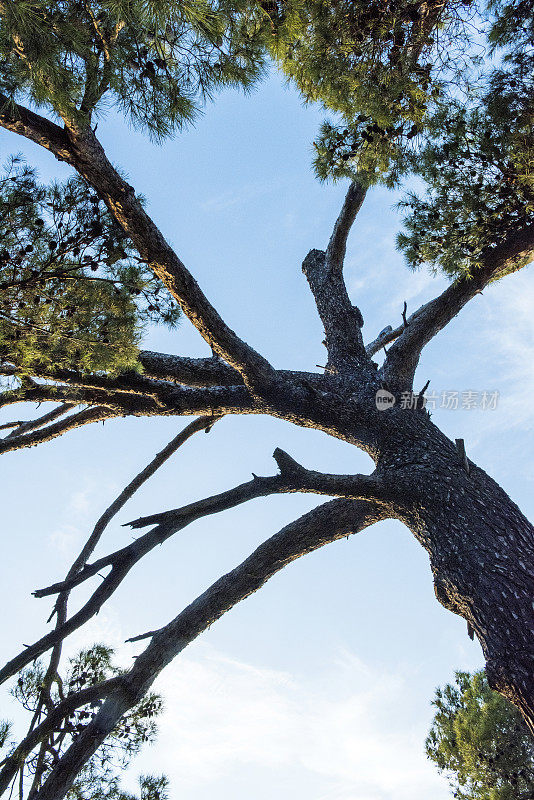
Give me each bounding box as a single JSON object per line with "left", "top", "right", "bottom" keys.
{"left": 376, "top": 389, "right": 499, "bottom": 412}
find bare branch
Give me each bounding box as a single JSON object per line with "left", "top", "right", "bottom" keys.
{"left": 382, "top": 223, "right": 534, "bottom": 386}
{"left": 0, "top": 407, "right": 116, "bottom": 454}
{"left": 1, "top": 452, "right": 395, "bottom": 683}
{"left": 271, "top": 447, "right": 400, "bottom": 504}
{"left": 32, "top": 498, "right": 389, "bottom": 800}
{"left": 302, "top": 182, "right": 369, "bottom": 372}
{"left": 365, "top": 324, "right": 404, "bottom": 357}
{"left": 70, "top": 415, "right": 221, "bottom": 579}
{"left": 325, "top": 181, "right": 367, "bottom": 272}
{"left": 5, "top": 404, "right": 76, "bottom": 439}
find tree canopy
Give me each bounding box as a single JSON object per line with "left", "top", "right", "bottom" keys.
{"left": 427, "top": 670, "right": 534, "bottom": 800}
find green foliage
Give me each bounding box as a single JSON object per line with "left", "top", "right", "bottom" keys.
{"left": 397, "top": 18, "right": 533, "bottom": 278}
{"left": 270, "top": 0, "right": 478, "bottom": 186}
{"left": 0, "top": 0, "right": 270, "bottom": 138}
{"left": 427, "top": 670, "right": 534, "bottom": 800}
{"left": 11, "top": 644, "right": 166, "bottom": 800}
{"left": 0, "top": 156, "right": 179, "bottom": 377}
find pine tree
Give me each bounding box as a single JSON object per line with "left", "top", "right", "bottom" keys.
{"left": 427, "top": 670, "right": 534, "bottom": 800}
{"left": 0, "top": 1, "right": 533, "bottom": 798}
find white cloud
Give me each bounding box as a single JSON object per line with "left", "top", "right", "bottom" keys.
{"left": 127, "top": 644, "right": 448, "bottom": 800}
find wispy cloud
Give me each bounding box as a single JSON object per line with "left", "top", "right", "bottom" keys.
{"left": 128, "top": 643, "right": 448, "bottom": 800}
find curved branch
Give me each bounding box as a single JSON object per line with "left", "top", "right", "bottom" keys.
{"left": 33, "top": 497, "right": 389, "bottom": 800}
{"left": 2, "top": 453, "right": 394, "bottom": 683}
{"left": 0, "top": 407, "right": 116, "bottom": 454}
{"left": 382, "top": 223, "right": 534, "bottom": 386}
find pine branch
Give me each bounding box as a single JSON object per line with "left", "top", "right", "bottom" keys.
{"left": 139, "top": 351, "right": 242, "bottom": 387}
{"left": 302, "top": 182, "right": 369, "bottom": 372}
{"left": 32, "top": 497, "right": 389, "bottom": 800}
{"left": 0, "top": 105, "right": 278, "bottom": 394}
{"left": 0, "top": 407, "right": 116, "bottom": 454}
{"left": 382, "top": 222, "right": 534, "bottom": 387}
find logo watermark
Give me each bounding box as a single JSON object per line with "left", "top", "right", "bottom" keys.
{"left": 375, "top": 388, "right": 396, "bottom": 410}
{"left": 376, "top": 389, "right": 499, "bottom": 411}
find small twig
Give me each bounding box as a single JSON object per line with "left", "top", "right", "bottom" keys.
{"left": 402, "top": 300, "right": 409, "bottom": 328}
{"left": 125, "top": 629, "right": 161, "bottom": 643}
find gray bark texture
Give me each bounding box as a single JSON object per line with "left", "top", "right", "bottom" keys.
{"left": 0, "top": 98, "right": 533, "bottom": 799}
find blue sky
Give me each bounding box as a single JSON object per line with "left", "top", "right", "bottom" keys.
{"left": 1, "top": 68, "right": 533, "bottom": 800}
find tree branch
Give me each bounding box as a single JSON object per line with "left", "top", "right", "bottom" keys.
{"left": 32, "top": 497, "right": 389, "bottom": 800}
{"left": 302, "top": 182, "right": 369, "bottom": 372}
{"left": 0, "top": 407, "right": 116, "bottom": 454}
{"left": 0, "top": 94, "right": 74, "bottom": 163}
{"left": 325, "top": 181, "right": 367, "bottom": 272}
{"left": 0, "top": 103, "right": 278, "bottom": 393}
{"left": 382, "top": 223, "right": 534, "bottom": 386}
{"left": 4, "top": 403, "right": 76, "bottom": 439}
{"left": 139, "top": 351, "right": 242, "bottom": 387}
{"left": 0, "top": 383, "right": 256, "bottom": 456}
{"left": 0, "top": 678, "right": 121, "bottom": 796}
{"left": 1, "top": 453, "right": 395, "bottom": 683}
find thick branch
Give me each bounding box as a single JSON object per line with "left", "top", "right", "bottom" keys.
{"left": 302, "top": 182, "right": 368, "bottom": 371}
{"left": 0, "top": 101, "right": 277, "bottom": 393}
{"left": 382, "top": 223, "right": 534, "bottom": 386}
{"left": 0, "top": 383, "right": 255, "bottom": 455}
{"left": 0, "top": 94, "right": 73, "bottom": 161}
{"left": 139, "top": 351, "right": 242, "bottom": 387}
{"left": 33, "top": 498, "right": 389, "bottom": 800}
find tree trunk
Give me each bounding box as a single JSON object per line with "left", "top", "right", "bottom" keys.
{"left": 377, "top": 410, "right": 534, "bottom": 734}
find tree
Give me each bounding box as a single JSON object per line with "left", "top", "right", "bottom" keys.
{"left": 427, "top": 670, "right": 534, "bottom": 800}
{"left": 0, "top": 0, "right": 532, "bottom": 797}
{"left": 6, "top": 645, "right": 166, "bottom": 800}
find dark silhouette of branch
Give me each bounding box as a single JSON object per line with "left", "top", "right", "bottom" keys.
{"left": 0, "top": 454, "right": 395, "bottom": 685}
{"left": 0, "top": 678, "right": 121, "bottom": 796}
{"left": 32, "top": 497, "right": 388, "bottom": 800}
